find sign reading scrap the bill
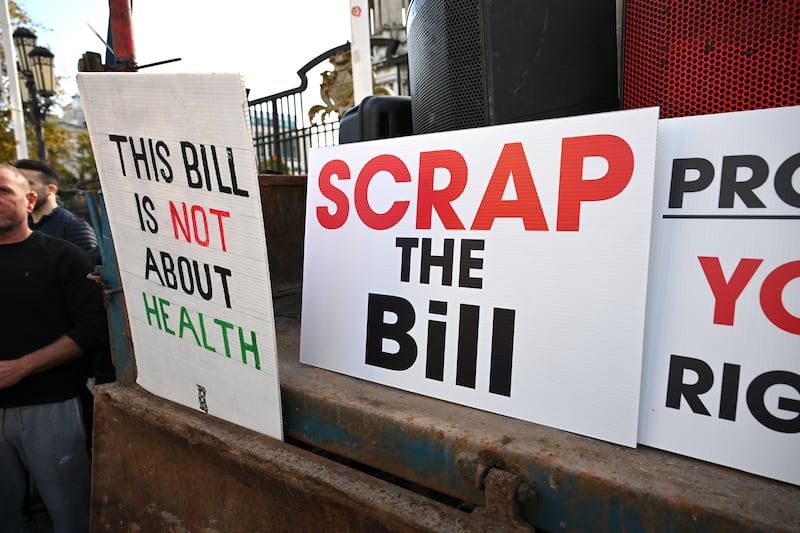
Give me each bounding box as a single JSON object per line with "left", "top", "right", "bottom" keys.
{"left": 300, "top": 108, "right": 660, "bottom": 447}
{"left": 78, "top": 73, "right": 283, "bottom": 439}
{"left": 640, "top": 106, "right": 800, "bottom": 485}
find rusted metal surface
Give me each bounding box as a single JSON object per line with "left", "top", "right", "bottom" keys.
{"left": 92, "top": 181, "right": 800, "bottom": 532}
{"left": 482, "top": 468, "right": 535, "bottom": 531}
{"left": 91, "top": 294, "right": 800, "bottom": 532}
{"left": 91, "top": 383, "right": 510, "bottom": 532}
{"left": 258, "top": 175, "right": 306, "bottom": 297}
{"left": 274, "top": 300, "right": 800, "bottom": 533}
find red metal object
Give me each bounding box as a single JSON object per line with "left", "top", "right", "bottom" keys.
{"left": 623, "top": 0, "right": 799, "bottom": 118}
{"left": 109, "top": 0, "right": 136, "bottom": 70}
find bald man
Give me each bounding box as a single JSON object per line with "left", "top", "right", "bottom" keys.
{"left": 0, "top": 164, "right": 108, "bottom": 532}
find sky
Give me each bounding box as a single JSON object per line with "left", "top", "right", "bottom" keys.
{"left": 19, "top": 0, "right": 354, "bottom": 109}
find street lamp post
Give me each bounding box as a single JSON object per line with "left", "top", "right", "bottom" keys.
{"left": 13, "top": 27, "right": 55, "bottom": 161}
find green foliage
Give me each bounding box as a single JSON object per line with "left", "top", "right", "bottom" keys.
{"left": 0, "top": 1, "right": 96, "bottom": 174}
{"left": 0, "top": 111, "right": 16, "bottom": 163}
{"left": 74, "top": 131, "right": 97, "bottom": 178}
{"left": 8, "top": 1, "right": 34, "bottom": 27}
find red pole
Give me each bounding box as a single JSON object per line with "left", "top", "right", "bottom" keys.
{"left": 109, "top": 0, "right": 136, "bottom": 71}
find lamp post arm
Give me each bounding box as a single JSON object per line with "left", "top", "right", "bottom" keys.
{"left": 32, "top": 97, "right": 47, "bottom": 160}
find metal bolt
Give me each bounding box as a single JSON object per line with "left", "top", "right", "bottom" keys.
{"left": 516, "top": 482, "right": 536, "bottom": 503}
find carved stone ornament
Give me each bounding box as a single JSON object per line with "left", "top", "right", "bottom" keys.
{"left": 309, "top": 50, "right": 392, "bottom": 124}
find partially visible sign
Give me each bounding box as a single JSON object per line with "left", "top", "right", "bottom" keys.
{"left": 78, "top": 73, "right": 282, "bottom": 439}
{"left": 300, "top": 108, "right": 660, "bottom": 447}
{"left": 640, "top": 106, "right": 800, "bottom": 485}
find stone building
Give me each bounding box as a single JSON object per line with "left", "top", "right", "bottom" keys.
{"left": 368, "top": 0, "right": 410, "bottom": 96}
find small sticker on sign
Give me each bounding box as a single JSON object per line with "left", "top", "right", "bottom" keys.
{"left": 197, "top": 384, "right": 208, "bottom": 413}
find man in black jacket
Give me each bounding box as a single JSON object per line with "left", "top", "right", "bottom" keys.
{"left": 0, "top": 165, "right": 107, "bottom": 532}
{"left": 14, "top": 158, "right": 99, "bottom": 264}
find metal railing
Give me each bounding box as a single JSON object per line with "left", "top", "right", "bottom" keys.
{"left": 248, "top": 39, "right": 408, "bottom": 176}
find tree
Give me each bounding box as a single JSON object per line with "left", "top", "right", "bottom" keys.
{"left": 0, "top": 1, "right": 96, "bottom": 176}
{"left": 41, "top": 120, "right": 76, "bottom": 180}
{"left": 0, "top": 106, "right": 15, "bottom": 163}
{"left": 73, "top": 130, "right": 98, "bottom": 178}
{"left": 0, "top": 1, "right": 38, "bottom": 158}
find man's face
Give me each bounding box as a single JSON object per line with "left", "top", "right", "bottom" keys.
{"left": 18, "top": 168, "right": 51, "bottom": 210}
{"left": 0, "top": 168, "right": 36, "bottom": 232}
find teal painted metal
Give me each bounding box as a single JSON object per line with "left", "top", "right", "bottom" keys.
{"left": 96, "top": 192, "right": 800, "bottom": 531}
{"left": 283, "top": 396, "right": 474, "bottom": 501}
{"left": 81, "top": 186, "right": 106, "bottom": 261}
{"left": 275, "top": 309, "right": 800, "bottom": 533}
{"left": 84, "top": 187, "right": 136, "bottom": 384}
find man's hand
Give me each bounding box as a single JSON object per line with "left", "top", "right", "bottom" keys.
{"left": 0, "top": 336, "right": 82, "bottom": 390}
{"left": 0, "top": 358, "right": 32, "bottom": 389}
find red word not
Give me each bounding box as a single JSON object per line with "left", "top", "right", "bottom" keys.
{"left": 169, "top": 201, "right": 231, "bottom": 251}
{"left": 316, "top": 135, "right": 634, "bottom": 231}
{"left": 699, "top": 256, "right": 800, "bottom": 335}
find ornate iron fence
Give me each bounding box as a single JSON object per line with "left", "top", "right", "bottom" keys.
{"left": 248, "top": 39, "right": 409, "bottom": 176}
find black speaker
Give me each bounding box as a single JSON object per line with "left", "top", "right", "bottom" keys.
{"left": 339, "top": 95, "right": 413, "bottom": 144}
{"left": 406, "top": 0, "right": 620, "bottom": 134}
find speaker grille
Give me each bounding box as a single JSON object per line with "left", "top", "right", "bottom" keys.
{"left": 408, "top": 0, "right": 487, "bottom": 134}
{"left": 623, "top": 0, "right": 800, "bottom": 118}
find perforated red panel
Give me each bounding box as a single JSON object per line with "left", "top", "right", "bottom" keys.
{"left": 623, "top": 0, "right": 799, "bottom": 118}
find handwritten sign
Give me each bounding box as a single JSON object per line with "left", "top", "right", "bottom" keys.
{"left": 78, "top": 73, "right": 282, "bottom": 439}
{"left": 640, "top": 106, "right": 800, "bottom": 485}
{"left": 300, "top": 108, "right": 659, "bottom": 446}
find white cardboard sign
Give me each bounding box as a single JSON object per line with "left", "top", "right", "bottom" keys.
{"left": 300, "top": 108, "right": 659, "bottom": 447}
{"left": 78, "top": 73, "right": 283, "bottom": 439}
{"left": 640, "top": 106, "right": 800, "bottom": 485}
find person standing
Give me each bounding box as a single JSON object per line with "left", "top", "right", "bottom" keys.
{"left": 14, "top": 158, "right": 99, "bottom": 264}
{"left": 0, "top": 165, "right": 107, "bottom": 532}
{"left": 14, "top": 158, "right": 114, "bottom": 437}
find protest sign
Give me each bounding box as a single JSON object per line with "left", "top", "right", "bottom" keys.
{"left": 300, "top": 108, "right": 659, "bottom": 446}
{"left": 79, "top": 73, "right": 283, "bottom": 439}
{"left": 640, "top": 106, "right": 800, "bottom": 485}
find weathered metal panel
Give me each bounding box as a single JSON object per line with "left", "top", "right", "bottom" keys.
{"left": 85, "top": 187, "right": 137, "bottom": 385}
{"left": 93, "top": 309, "right": 800, "bottom": 532}
{"left": 92, "top": 177, "right": 800, "bottom": 533}
{"left": 91, "top": 383, "right": 508, "bottom": 532}
{"left": 275, "top": 301, "right": 800, "bottom": 533}
{"left": 258, "top": 175, "right": 306, "bottom": 297}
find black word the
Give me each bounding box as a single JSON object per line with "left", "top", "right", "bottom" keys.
{"left": 395, "top": 237, "right": 484, "bottom": 288}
